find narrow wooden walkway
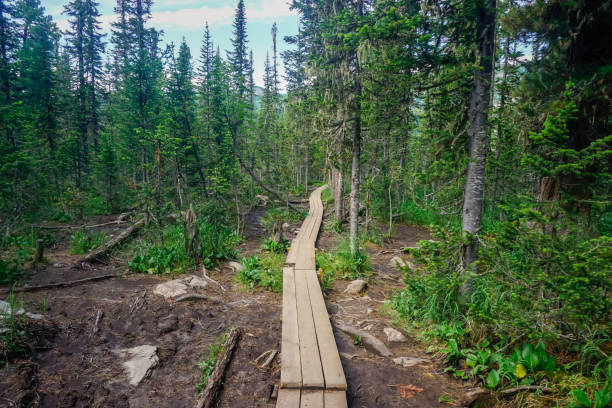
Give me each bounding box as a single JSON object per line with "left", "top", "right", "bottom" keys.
{"left": 277, "top": 186, "right": 348, "bottom": 408}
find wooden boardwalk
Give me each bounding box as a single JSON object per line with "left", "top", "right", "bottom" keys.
{"left": 277, "top": 186, "right": 348, "bottom": 408}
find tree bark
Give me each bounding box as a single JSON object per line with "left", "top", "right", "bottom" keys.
{"left": 349, "top": 100, "right": 361, "bottom": 255}
{"left": 460, "top": 0, "right": 497, "bottom": 299}
{"left": 78, "top": 219, "right": 145, "bottom": 264}
{"left": 334, "top": 168, "right": 344, "bottom": 221}
{"left": 195, "top": 328, "right": 242, "bottom": 408}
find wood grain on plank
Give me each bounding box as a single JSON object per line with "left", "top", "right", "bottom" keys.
{"left": 300, "top": 390, "right": 324, "bottom": 408}
{"left": 294, "top": 269, "right": 324, "bottom": 388}
{"left": 305, "top": 269, "right": 347, "bottom": 390}
{"left": 281, "top": 266, "right": 302, "bottom": 389}
{"left": 277, "top": 388, "right": 301, "bottom": 408}
{"left": 323, "top": 391, "right": 348, "bottom": 408}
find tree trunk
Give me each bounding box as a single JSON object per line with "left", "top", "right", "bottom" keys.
{"left": 184, "top": 204, "right": 200, "bottom": 260}
{"left": 334, "top": 168, "right": 344, "bottom": 221}
{"left": 349, "top": 107, "right": 361, "bottom": 256}
{"left": 460, "top": 0, "right": 497, "bottom": 299}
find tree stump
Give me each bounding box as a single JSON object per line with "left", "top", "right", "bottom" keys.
{"left": 184, "top": 204, "right": 200, "bottom": 260}
{"left": 35, "top": 239, "right": 44, "bottom": 263}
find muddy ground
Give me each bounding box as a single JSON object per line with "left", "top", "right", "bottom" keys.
{"left": 1, "top": 206, "right": 473, "bottom": 408}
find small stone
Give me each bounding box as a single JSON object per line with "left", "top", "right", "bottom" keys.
{"left": 184, "top": 275, "right": 208, "bottom": 289}
{"left": 228, "top": 261, "right": 244, "bottom": 272}
{"left": 116, "top": 345, "right": 159, "bottom": 386}
{"left": 344, "top": 279, "right": 367, "bottom": 295}
{"left": 282, "top": 222, "right": 290, "bottom": 230}
{"left": 53, "top": 263, "right": 68, "bottom": 268}
{"left": 153, "top": 279, "right": 188, "bottom": 298}
{"left": 384, "top": 327, "right": 408, "bottom": 343}
{"left": 157, "top": 314, "right": 178, "bottom": 334}
{"left": 390, "top": 256, "right": 416, "bottom": 271}
{"left": 393, "top": 356, "right": 431, "bottom": 368}
{"left": 366, "top": 308, "right": 375, "bottom": 315}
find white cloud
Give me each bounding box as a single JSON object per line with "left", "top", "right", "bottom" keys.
{"left": 149, "top": 0, "right": 294, "bottom": 30}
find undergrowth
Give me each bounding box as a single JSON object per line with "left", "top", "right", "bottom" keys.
{"left": 236, "top": 253, "right": 284, "bottom": 292}
{"left": 70, "top": 230, "right": 106, "bottom": 254}
{"left": 196, "top": 333, "right": 227, "bottom": 394}
{"left": 316, "top": 239, "right": 372, "bottom": 280}
{"left": 129, "top": 220, "right": 240, "bottom": 275}
{"left": 389, "top": 205, "right": 612, "bottom": 406}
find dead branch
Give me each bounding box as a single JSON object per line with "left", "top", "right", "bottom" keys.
{"left": 195, "top": 327, "right": 242, "bottom": 408}
{"left": 2, "top": 273, "right": 119, "bottom": 293}
{"left": 500, "top": 385, "right": 553, "bottom": 396}
{"left": 78, "top": 218, "right": 145, "bottom": 264}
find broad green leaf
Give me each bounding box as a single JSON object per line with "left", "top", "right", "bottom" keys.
{"left": 486, "top": 369, "right": 500, "bottom": 389}
{"left": 572, "top": 389, "right": 592, "bottom": 407}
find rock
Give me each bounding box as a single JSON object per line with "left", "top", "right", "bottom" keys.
{"left": 52, "top": 262, "right": 68, "bottom": 268}
{"left": 282, "top": 222, "right": 290, "bottom": 230}
{"left": 157, "top": 315, "right": 178, "bottom": 334}
{"left": 153, "top": 279, "right": 188, "bottom": 298}
{"left": 184, "top": 275, "right": 208, "bottom": 289}
{"left": 384, "top": 327, "right": 408, "bottom": 343}
{"left": 255, "top": 194, "right": 269, "bottom": 206}
{"left": 0, "top": 300, "right": 43, "bottom": 321}
{"left": 393, "top": 356, "right": 431, "bottom": 368}
{"left": 228, "top": 261, "right": 244, "bottom": 272}
{"left": 366, "top": 307, "right": 375, "bottom": 315}
{"left": 116, "top": 345, "right": 159, "bottom": 386}
{"left": 390, "top": 256, "right": 416, "bottom": 271}
{"left": 344, "top": 279, "right": 367, "bottom": 295}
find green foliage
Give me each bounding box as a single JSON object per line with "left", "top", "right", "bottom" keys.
{"left": 353, "top": 335, "right": 363, "bottom": 346}
{"left": 261, "top": 237, "right": 290, "bottom": 253}
{"left": 321, "top": 186, "right": 333, "bottom": 205}
{"left": 0, "top": 258, "right": 24, "bottom": 284}
{"left": 0, "top": 291, "right": 27, "bottom": 359}
{"left": 196, "top": 333, "right": 227, "bottom": 394}
{"left": 316, "top": 241, "right": 372, "bottom": 280}
{"left": 70, "top": 230, "right": 107, "bottom": 255}
{"left": 129, "top": 221, "right": 240, "bottom": 275}
{"left": 237, "top": 254, "right": 283, "bottom": 292}
{"left": 198, "top": 221, "right": 241, "bottom": 268}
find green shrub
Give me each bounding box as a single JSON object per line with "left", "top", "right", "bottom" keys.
{"left": 0, "top": 258, "right": 23, "bottom": 284}
{"left": 316, "top": 241, "right": 372, "bottom": 280}
{"left": 0, "top": 291, "right": 27, "bottom": 360}
{"left": 199, "top": 221, "right": 241, "bottom": 268}
{"left": 129, "top": 222, "right": 240, "bottom": 275}
{"left": 196, "top": 333, "right": 227, "bottom": 394}
{"left": 261, "top": 237, "right": 290, "bottom": 253}
{"left": 70, "top": 230, "right": 106, "bottom": 254}
{"left": 237, "top": 254, "right": 283, "bottom": 292}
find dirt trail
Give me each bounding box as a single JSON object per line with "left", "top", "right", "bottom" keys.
{"left": 1, "top": 212, "right": 470, "bottom": 407}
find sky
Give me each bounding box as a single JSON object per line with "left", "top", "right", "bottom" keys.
{"left": 43, "top": 0, "right": 301, "bottom": 89}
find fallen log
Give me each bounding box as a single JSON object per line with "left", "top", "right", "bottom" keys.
{"left": 333, "top": 319, "right": 393, "bottom": 357}
{"left": 195, "top": 327, "right": 242, "bottom": 408}
{"left": 500, "top": 385, "right": 553, "bottom": 396}
{"left": 2, "top": 273, "right": 119, "bottom": 293}
{"left": 78, "top": 218, "right": 145, "bottom": 264}
{"left": 174, "top": 293, "right": 221, "bottom": 303}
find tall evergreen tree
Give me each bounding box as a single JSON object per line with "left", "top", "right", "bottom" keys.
{"left": 227, "top": 0, "right": 248, "bottom": 97}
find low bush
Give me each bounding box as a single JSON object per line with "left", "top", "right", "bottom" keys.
{"left": 316, "top": 240, "right": 372, "bottom": 280}
{"left": 237, "top": 254, "right": 283, "bottom": 292}
{"left": 261, "top": 237, "right": 290, "bottom": 253}
{"left": 390, "top": 206, "right": 612, "bottom": 404}
{"left": 70, "top": 230, "right": 106, "bottom": 254}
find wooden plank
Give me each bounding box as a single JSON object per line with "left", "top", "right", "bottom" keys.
{"left": 280, "top": 266, "right": 302, "bottom": 389}
{"left": 323, "top": 391, "right": 347, "bottom": 408}
{"left": 300, "top": 390, "right": 324, "bottom": 408}
{"left": 305, "top": 269, "right": 347, "bottom": 390}
{"left": 277, "top": 388, "right": 301, "bottom": 408}
{"left": 294, "top": 269, "right": 324, "bottom": 389}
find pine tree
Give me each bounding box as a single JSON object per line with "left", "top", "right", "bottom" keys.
{"left": 227, "top": 0, "right": 248, "bottom": 97}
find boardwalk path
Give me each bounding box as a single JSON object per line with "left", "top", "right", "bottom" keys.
{"left": 277, "top": 186, "right": 348, "bottom": 408}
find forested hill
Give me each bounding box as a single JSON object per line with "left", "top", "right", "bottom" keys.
{"left": 0, "top": 0, "right": 611, "bottom": 406}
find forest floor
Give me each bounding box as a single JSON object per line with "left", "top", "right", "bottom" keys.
{"left": 0, "top": 206, "right": 473, "bottom": 408}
